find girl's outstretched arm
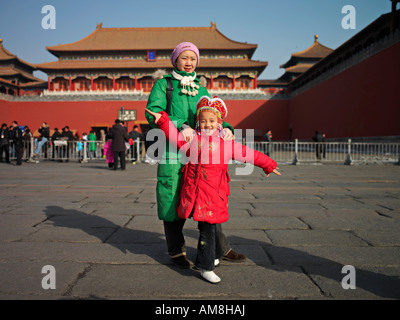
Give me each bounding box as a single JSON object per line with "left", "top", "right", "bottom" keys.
{"left": 145, "top": 109, "right": 188, "bottom": 151}
{"left": 231, "top": 140, "right": 281, "bottom": 177}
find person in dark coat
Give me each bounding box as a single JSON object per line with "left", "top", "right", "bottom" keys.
{"left": 22, "top": 126, "right": 33, "bottom": 158}
{"left": 109, "top": 119, "right": 128, "bottom": 170}
{"left": 51, "top": 128, "right": 62, "bottom": 160}
{"left": 263, "top": 129, "right": 272, "bottom": 156}
{"left": 312, "top": 130, "right": 325, "bottom": 160}
{"left": 129, "top": 125, "right": 143, "bottom": 162}
{"left": 61, "top": 126, "right": 74, "bottom": 160}
{"left": 0, "top": 123, "right": 10, "bottom": 163}
{"left": 11, "top": 121, "right": 23, "bottom": 165}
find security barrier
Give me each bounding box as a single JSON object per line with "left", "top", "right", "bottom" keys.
{"left": 5, "top": 138, "right": 146, "bottom": 163}
{"left": 5, "top": 138, "right": 400, "bottom": 165}
{"left": 248, "top": 139, "right": 400, "bottom": 165}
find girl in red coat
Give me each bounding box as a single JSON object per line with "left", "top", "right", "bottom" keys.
{"left": 146, "top": 96, "right": 281, "bottom": 283}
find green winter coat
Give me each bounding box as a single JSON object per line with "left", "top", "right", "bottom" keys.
{"left": 146, "top": 70, "right": 233, "bottom": 222}
{"left": 88, "top": 133, "right": 97, "bottom": 151}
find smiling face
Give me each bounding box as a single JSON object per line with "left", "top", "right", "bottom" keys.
{"left": 176, "top": 50, "right": 197, "bottom": 73}
{"left": 198, "top": 110, "right": 221, "bottom": 135}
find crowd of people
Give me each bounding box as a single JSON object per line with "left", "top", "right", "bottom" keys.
{"left": 0, "top": 121, "right": 24, "bottom": 165}
{"left": 0, "top": 120, "right": 145, "bottom": 166}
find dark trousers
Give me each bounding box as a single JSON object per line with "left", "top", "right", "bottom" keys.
{"left": 0, "top": 145, "right": 10, "bottom": 163}
{"left": 195, "top": 222, "right": 223, "bottom": 271}
{"left": 163, "top": 220, "right": 230, "bottom": 258}
{"left": 113, "top": 151, "right": 126, "bottom": 170}
{"left": 14, "top": 144, "right": 22, "bottom": 165}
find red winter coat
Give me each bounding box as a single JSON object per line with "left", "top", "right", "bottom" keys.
{"left": 156, "top": 112, "right": 277, "bottom": 224}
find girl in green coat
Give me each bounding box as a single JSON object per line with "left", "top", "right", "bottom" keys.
{"left": 146, "top": 42, "right": 245, "bottom": 268}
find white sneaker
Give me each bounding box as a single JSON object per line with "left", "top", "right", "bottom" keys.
{"left": 201, "top": 270, "right": 221, "bottom": 284}
{"left": 214, "top": 259, "right": 220, "bottom": 267}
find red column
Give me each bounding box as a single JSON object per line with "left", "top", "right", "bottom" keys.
{"left": 91, "top": 76, "right": 94, "bottom": 90}
{"left": 69, "top": 76, "right": 72, "bottom": 91}
{"left": 210, "top": 75, "right": 214, "bottom": 89}
{"left": 253, "top": 74, "right": 258, "bottom": 89}
{"left": 232, "top": 75, "right": 236, "bottom": 90}
{"left": 134, "top": 76, "right": 138, "bottom": 90}
{"left": 113, "top": 76, "right": 116, "bottom": 90}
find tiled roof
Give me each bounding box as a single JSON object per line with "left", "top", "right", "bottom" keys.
{"left": 46, "top": 24, "right": 258, "bottom": 55}
{"left": 258, "top": 79, "right": 288, "bottom": 86}
{"left": 0, "top": 66, "right": 43, "bottom": 82}
{"left": 20, "top": 80, "right": 47, "bottom": 88}
{"left": 284, "top": 63, "right": 314, "bottom": 74}
{"left": 36, "top": 58, "right": 268, "bottom": 71}
{"left": 280, "top": 35, "right": 333, "bottom": 68}
{"left": 0, "top": 77, "right": 18, "bottom": 87}
{"left": 0, "top": 39, "right": 35, "bottom": 69}
{"left": 292, "top": 36, "right": 333, "bottom": 58}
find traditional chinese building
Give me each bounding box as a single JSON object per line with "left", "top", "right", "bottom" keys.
{"left": 1, "top": 8, "right": 399, "bottom": 141}
{"left": 0, "top": 39, "right": 46, "bottom": 96}
{"left": 36, "top": 22, "right": 268, "bottom": 93}
{"left": 258, "top": 35, "right": 333, "bottom": 94}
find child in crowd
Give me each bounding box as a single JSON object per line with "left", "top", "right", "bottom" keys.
{"left": 103, "top": 133, "right": 114, "bottom": 169}
{"left": 146, "top": 96, "right": 281, "bottom": 283}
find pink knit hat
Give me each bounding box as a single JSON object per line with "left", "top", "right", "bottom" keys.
{"left": 170, "top": 42, "right": 200, "bottom": 69}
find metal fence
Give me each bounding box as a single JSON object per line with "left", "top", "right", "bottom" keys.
{"left": 4, "top": 138, "right": 400, "bottom": 165}
{"left": 248, "top": 139, "right": 400, "bottom": 165}
{"left": 5, "top": 138, "right": 146, "bottom": 163}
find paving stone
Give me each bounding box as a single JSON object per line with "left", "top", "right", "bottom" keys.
{"left": 302, "top": 216, "right": 400, "bottom": 231}
{"left": 223, "top": 216, "right": 309, "bottom": 230}
{"left": 0, "top": 261, "right": 89, "bottom": 298}
{"left": 1, "top": 161, "right": 399, "bottom": 300}
{"left": 303, "top": 265, "right": 400, "bottom": 299}
{"left": 265, "top": 230, "right": 369, "bottom": 247}
{"left": 353, "top": 230, "right": 400, "bottom": 246}
{"left": 69, "top": 264, "right": 321, "bottom": 299}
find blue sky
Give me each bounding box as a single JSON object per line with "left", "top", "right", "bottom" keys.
{"left": 0, "top": 0, "right": 390, "bottom": 80}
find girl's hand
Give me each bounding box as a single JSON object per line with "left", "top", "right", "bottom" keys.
{"left": 266, "top": 168, "right": 281, "bottom": 177}
{"left": 222, "top": 128, "right": 235, "bottom": 141}
{"left": 181, "top": 127, "right": 196, "bottom": 143}
{"left": 145, "top": 109, "right": 161, "bottom": 124}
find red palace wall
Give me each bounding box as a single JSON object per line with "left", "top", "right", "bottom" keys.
{"left": 289, "top": 42, "right": 400, "bottom": 140}
{"left": 0, "top": 99, "right": 147, "bottom": 136}
{"left": 227, "top": 100, "right": 290, "bottom": 140}
{"left": 0, "top": 42, "right": 398, "bottom": 140}
{"left": 0, "top": 98, "right": 289, "bottom": 140}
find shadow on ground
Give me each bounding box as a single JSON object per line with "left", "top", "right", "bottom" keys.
{"left": 44, "top": 206, "right": 400, "bottom": 299}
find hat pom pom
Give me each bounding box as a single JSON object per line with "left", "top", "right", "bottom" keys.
{"left": 181, "top": 88, "right": 188, "bottom": 94}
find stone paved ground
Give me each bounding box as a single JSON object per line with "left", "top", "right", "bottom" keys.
{"left": 0, "top": 160, "right": 399, "bottom": 300}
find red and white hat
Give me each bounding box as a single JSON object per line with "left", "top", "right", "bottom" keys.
{"left": 196, "top": 96, "right": 228, "bottom": 120}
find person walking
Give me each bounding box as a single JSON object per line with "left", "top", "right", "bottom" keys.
{"left": 129, "top": 125, "right": 143, "bottom": 164}
{"left": 61, "top": 126, "right": 74, "bottom": 161}
{"left": 109, "top": 119, "right": 128, "bottom": 170}
{"left": 263, "top": 129, "right": 272, "bottom": 156}
{"left": 22, "top": 126, "right": 33, "bottom": 159}
{"left": 0, "top": 123, "right": 10, "bottom": 163}
{"left": 10, "top": 121, "right": 23, "bottom": 165}
{"left": 103, "top": 130, "right": 114, "bottom": 169}
{"left": 145, "top": 42, "right": 245, "bottom": 269}
{"left": 88, "top": 130, "right": 97, "bottom": 159}
{"left": 51, "top": 128, "right": 62, "bottom": 160}
{"left": 312, "top": 130, "right": 325, "bottom": 161}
